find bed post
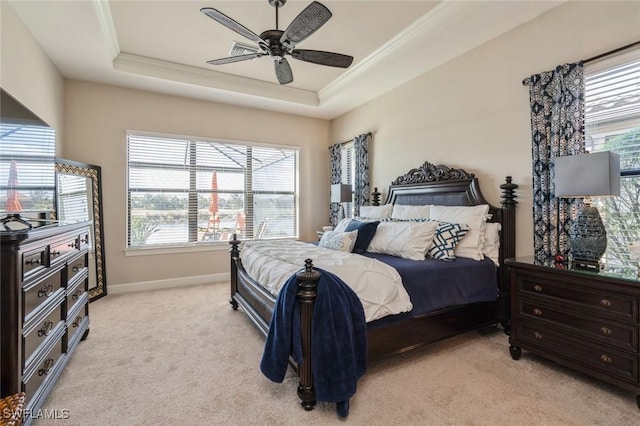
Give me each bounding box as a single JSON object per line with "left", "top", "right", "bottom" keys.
{"left": 296, "top": 259, "right": 320, "bottom": 411}
{"left": 499, "top": 176, "right": 518, "bottom": 330}
{"left": 229, "top": 234, "right": 240, "bottom": 310}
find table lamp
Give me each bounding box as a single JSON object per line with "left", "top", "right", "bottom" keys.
{"left": 331, "top": 183, "right": 352, "bottom": 222}
{"left": 554, "top": 151, "right": 620, "bottom": 271}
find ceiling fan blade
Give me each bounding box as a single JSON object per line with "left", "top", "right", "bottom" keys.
{"left": 291, "top": 49, "right": 353, "bottom": 68}
{"left": 274, "top": 58, "right": 293, "bottom": 85}
{"left": 280, "top": 1, "right": 332, "bottom": 47}
{"left": 207, "top": 53, "right": 263, "bottom": 65}
{"left": 200, "top": 7, "right": 263, "bottom": 44}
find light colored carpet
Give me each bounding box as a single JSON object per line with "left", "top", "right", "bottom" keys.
{"left": 34, "top": 282, "right": 640, "bottom": 425}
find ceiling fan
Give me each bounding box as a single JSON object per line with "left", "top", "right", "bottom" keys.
{"left": 200, "top": 0, "right": 353, "bottom": 85}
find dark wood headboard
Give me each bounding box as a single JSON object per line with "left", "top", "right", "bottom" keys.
{"left": 371, "top": 161, "right": 518, "bottom": 291}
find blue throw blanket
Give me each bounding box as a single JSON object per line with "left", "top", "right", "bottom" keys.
{"left": 260, "top": 267, "right": 367, "bottom": 417}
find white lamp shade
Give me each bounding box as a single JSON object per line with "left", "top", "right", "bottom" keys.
{"left": 331, "top": 183, "right": 352, "bottom": 203}
{"left": 554, "top": 151, "right": 620, "bottom": 198}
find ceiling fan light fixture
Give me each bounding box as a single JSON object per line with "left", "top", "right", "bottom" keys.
{"left": 229, "top": 41, "right": 259, "bottom": 57}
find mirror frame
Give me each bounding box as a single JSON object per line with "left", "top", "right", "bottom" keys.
{"left": 55, "top": 158, "right": 107, "bottom": 301}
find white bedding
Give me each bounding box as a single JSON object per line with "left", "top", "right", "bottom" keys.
{"left": 240, "top": 240, "right": 413, "bottom": 322}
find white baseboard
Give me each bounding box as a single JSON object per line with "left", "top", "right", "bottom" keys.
{"left": 107, "top": 273, "right": 230, "bottom": 295}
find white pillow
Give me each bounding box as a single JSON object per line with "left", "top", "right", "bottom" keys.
{"left": 367, "top": 221, "right": 439, "bottom": 261}
{"left": 359, "top": 204, "right": 393, "bottom": 219}
{"left": 482, "top": 222, "right": 501, "bottom": 266}
{"left": 318, "top": 230, "right": 358, "bottom": 252}
{"left": 333, "top": 218, "right": 352, "bottom": 232}
{"left": 429, "top": 204, "right": 490, "bottom": 261}
{"left": 391, "top": 204, "right": 432, "bottom": 220}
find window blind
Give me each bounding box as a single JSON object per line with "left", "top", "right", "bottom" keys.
{"left": 127, "top": 133, "right": 298, "bottom": 247}
{"left": 585, "top": 51, "right": 640, "bottom": 266}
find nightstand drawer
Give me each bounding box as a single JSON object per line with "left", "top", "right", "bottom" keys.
{"left": 519, "top": 276, "right": 638, "bottom": 322}
{"left": 518, "top": 323, "right": 639, "bottom": 384}
{"left": 520, "top": 301, "right": 639, "bottom": 352}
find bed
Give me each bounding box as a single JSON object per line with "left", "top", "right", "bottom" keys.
{"left": 228, "top": 161, "right": 518, "bottom": 410}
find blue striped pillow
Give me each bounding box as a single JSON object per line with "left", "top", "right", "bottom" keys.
{"left": 428, "top": 222, "right": 470, "bottom": 261}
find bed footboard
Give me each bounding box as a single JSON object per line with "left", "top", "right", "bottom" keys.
{"left": 229, "top": 238, "right": 321, "bottom": 409}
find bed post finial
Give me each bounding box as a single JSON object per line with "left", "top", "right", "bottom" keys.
{"left": 296, "top": 259, "right": 320, "bottom": 411}
{"left": 500, "top": 176, "right": 518, "bottom": 207}
{"left": 372, "top": 187, "right": 381, "bottom": 206}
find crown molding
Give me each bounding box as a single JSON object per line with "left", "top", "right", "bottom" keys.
{"left": 91, "top": 0, "right": 120, "bottom": 60}
{"left": 113, "top": 53, "right": 318, "bottom": 106}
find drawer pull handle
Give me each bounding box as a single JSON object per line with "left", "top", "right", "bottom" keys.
{"left": 600, "top": 354, "right": 612, "bottom": 364}
{"left": 72, "top": 316, "right": 82, "bottom": 328}
{"left": 72, "top": 265, "right": 80, "bottom": 273}
{"left": 38, "top": 320, "right": 54, "bottom": 337}
{"left": 38, "top": 283, "right": 54, "bottom": 298}
{"left": 600, "top": 299, "right": 612, "bottom": 307}
{"left": 81, "top": 236, "right": 89, "bottom": 244}
{"left": 51, "top": 250, "right": 61, "bottom": 257}
{"left": 38, "top": 358, "right": 54, "bottom": 376}
{"left": 72, "top": 292, "right": 80, "bottom": 301}
{"left": 533, "top": 331, "right": 543, "bottom": 340}
{"left": 533, "top": 308, "right": 542, "bottom": 316}
{"left": 68, "top": 241, "right": 79, "bottom": 249}
{"left": 25, "top": 258, "right": 41, "bottom": 266}
{"left": 533, "top": 285, "right": 543, "bottom": 292}
{"left": 600, "top": 327, "right": 612, "bottom": 335}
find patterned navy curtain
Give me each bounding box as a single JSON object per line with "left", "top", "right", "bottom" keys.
{"left": 524, "top": 61, "right": 585, "bottom": 262}
{"left": 353, "top": 132, "right": 371, "bottom": 217}
{"left": 329, "top": 143, "right": 342, "bottom": 226}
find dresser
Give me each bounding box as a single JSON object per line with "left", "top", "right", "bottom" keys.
{"left": 1, "top": 221, "right": 91, "bottom": 425}
{"left": 507, "top": 256, "right": 640, "bottom": 409}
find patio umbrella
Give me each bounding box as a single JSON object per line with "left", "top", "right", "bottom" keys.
{"left": 208, "top": 171, "right": 219, "bottom": 229}
{"left": 6, "top": 160, "right": 22, "bottom": 212}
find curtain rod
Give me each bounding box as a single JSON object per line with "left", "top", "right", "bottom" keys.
{"left": 584, "top": 40, "right": 640, "bottom": 64}
{"left": 522, "top": 40, "right": 640, "bottom": 86}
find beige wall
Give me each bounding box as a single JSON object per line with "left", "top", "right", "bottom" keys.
{"left": 0, "top": 2, "right": 65, "bottom": 150}
{"left": 330, "top": 0, "right": 640, "bottom": 258}
{"left": 63, "top": 80, "right": 330, "bottom": 288}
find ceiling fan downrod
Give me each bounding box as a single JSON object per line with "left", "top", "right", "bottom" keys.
{"left": 268, "top": 0, "right": 286, "bottom": 30}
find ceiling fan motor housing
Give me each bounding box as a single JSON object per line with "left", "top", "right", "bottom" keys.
{"left": 260, "top": 29, "right": 287, "bottom": 59}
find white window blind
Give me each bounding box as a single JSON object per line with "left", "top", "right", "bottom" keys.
{"left": 340, "top": 142, "right": 355, "bottom": 217}
{"left": 127, "top": 133, "right": 298, "bottom": 247}
{"left": 0, "top": 121, "right": 55, "bottom": 215}
{"left": 585, "top": 49, "right": 640, "bottom": 266}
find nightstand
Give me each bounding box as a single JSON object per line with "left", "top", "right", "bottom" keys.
{"left": 507, "top": 256, "right": 640, "bottom": 409}
{"left": 315, "top": 231, "right": 325, "bottom": 240}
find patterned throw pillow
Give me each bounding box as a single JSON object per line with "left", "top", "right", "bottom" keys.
{"left": 428, "top": 222, "right": 470, "bottom": 261}
{"left": 318, "top": 230, "right": 358, "bottom": 252}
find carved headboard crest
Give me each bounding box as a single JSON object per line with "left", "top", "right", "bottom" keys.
{"left": 391, "top": 161, "right": 475, "bottom": 185}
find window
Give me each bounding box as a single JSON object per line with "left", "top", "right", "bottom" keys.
{"left": 585, "top": 48, "right": 640, "bottom": 267}
{"left": 127, "top": 133, "right": 298, "bottom": 248}
{"left": 340, "top": 141, "right": 355, "bottom": 217}
{"left": 0, "top": 90, "right": 55, "bottom": 217}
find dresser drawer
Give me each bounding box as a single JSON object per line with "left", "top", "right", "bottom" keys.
{"left": 519, "top": 301, "right": 639, "bottom": 352}
{"left": 67, "top": 252, "right": 88, "bottom": 284}
{"left": 23, "top": 268, "right": 63, "bottom": 319}
{"left": 519, "top": 275, "right": 638, "bottom": 322}
{"left": 49, "top": 234, "right": 82, "bottom": 267}
{"left": 517, "top": 323, "right": 639, "bottom": 384}
{"left": 22, "top": 247, "right": 47, "bottom": 280}
{"left": 67, "top": 299, "right": 89, "bottom": 346}
{"left": 22, "top": 335, "right": 64, "bottom": 408}
{"left": 23, "top": 311, "right": 64, "bottom": 368}
{"left": 66, "top": 277, "right": 87, "bottom": 313}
